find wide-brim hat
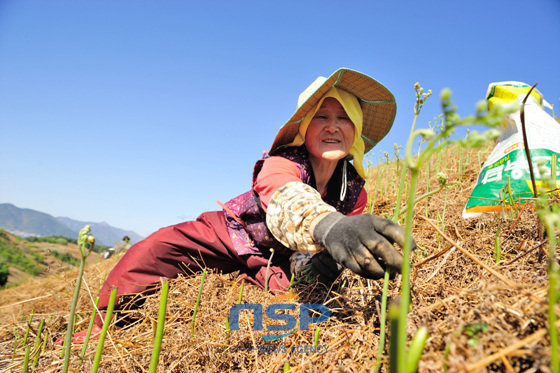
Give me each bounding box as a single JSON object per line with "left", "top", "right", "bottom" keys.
{"left": 270, "top": 68, "right": 397, "bottom": 155}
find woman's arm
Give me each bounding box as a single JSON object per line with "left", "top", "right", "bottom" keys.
{"left": 253, "top": 156, "right": 302, "bottom": 211}
{"left": 256, "top": 156, "right": 369, "bottom": 252}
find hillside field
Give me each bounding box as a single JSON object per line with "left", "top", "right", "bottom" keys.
{"left": 0, "top": 232, "right": 102, "bottom": 288}
{"left": 0, "top": 142, "right": 558, "bottom": 373}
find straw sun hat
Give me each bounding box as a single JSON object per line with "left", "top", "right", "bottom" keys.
{"left": 270, "top": 68, "right": 397, "bottom": 155}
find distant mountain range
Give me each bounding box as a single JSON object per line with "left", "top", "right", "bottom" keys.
{"left": 0, "top": 203, "right": 144, "bottom": 246}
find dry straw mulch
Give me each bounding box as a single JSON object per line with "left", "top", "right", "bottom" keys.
{"left": 0, "top": 145, "right": 558, "bottom": 372}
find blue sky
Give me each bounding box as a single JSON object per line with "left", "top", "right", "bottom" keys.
{"left": 1, "top": 0, "right": 559, "bottom": 239}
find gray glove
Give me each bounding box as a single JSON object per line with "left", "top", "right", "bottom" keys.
{"left": 313, "top": 212, "right": 411, "bottom": 279}
{"left": 308, "top": 251, "right": 344, "bottom": 285}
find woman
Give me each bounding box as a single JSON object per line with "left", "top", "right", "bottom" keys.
{"left": 64, "top": 68, "right": 412, "bottom": 342}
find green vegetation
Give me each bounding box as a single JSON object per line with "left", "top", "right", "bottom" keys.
{"left": 0, "top": 230, "right": 91, "bottom": 287}
{"left": 26, "top": 235, "right": 76, "bottom": 245}
{"left": 61, "top": 225, "right": 96, "bottom": 373}
{"left": 149, "top": 279, "right": 169, "bottom": 373}
{"left": 388, "top": 83, "right": 513, "bottom": 372}
{"left": 49, "top": 250, "right": 80, "bottom": 266}
{"left": 0, "top": 235, "right": 42, "bottom": 276}
{"left": 24, "top": 235, "right": 108, "bottom": 253}
{"left": 535, "top": 156, "right": 560, "bottom": 372}
{"left": 0, "top": 260, "right": 9, "bottom": 287}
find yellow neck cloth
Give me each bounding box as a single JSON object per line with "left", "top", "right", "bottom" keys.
{"left": 286, "top": 86, "right": 366, "bottom": 179}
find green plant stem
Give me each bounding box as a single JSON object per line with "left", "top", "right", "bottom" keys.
{"left": 442, "top": 187, "right": 449, "bottom": 225}
{"left": 32, "top": 330, "right": 48, "bottom": 371}
{"left": 149, "top": 279, "right": 169, "bottom": 373}
{"left": 91, "top": 286, "right": 118, "bottom": 373}
{"left": 389, "top": 304, "right": 399, "bottom": 373}
{"left": 535, "top": 155, "right": 560, "bottom": 373}
{"left": 238, "top": 279, "right": 245, "bottom": 304}
{"left": 390, "top": 84, "right": 511, "bottom": 372}
{"left": 425, "top": 161, "right": 431, "bottom": 217}
{"left": 458, "top": 146, "right": 464, "bottom": 181}
{"left": 494, "top": 227, "right": 501, "bottom": 264}
{"left": 23, "top": 309, "right": 34, "bottom": 347}
{"left": 225, "top": 318, "right": 231, "bottom": 348}
{"left": 406, "top": 326, "right": 428, "bottom": 373}
{"left": 442, "top": 340, "right": 451, "bottom": 373}
{"left": 370, "top": 163, "right": 386, "bottom": 214}
{"left": 398, "top": 184, "right": 444, "bottom": 218}
{"left": 506, "top": 176, "right": 518, "bottom": 216}
{"left": 393, "top": 111, "right": 420, "bottom": 221}
{"left": 314, "top": 327, "right": 320, "bottom": 347}
{"left": 192, "top": 270, "right": 207, "bottom": 338}
{"left": 385, "top": 160, "right": 391, "bottom": 199}
{"left": 31, "top": 319, "right": 44, "bottom": 356}
{"left": 398, "top": 166, "right": 420, "bottom": 371}
{"left": 22, "top": 346, "right": 31, "bottom": 373}
{"left": 61, "top": 258, "right": 86, "bottom": 373}
{"left": 10, "top": 328, "right": 18, "bottom": 373}
{"left": 289, "top": 273, "right": 295, "bottom": 293}
{"left": 436, "top": 149, "right": 442, "bottom": 175}
{"left": 79, "top": 296, "right": 100, "bottom": 361}
{"left": 374, "top": 269, "right": 390, "bottom": 373}
{"left": 393, "top": 167, "right": 408, "bottom": 222}
{"left": 545, "top": 218, "right": 559, "bottom": 372}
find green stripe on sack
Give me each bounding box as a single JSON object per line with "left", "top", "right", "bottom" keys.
{"left": 465, "top": 149, "right": 560, "bottom": 210}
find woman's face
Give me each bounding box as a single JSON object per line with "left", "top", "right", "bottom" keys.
{"left": 305, "top": 97, "right": 355, "bottom": 163}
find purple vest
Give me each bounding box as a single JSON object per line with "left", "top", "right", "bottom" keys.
{"left": 223, "top": 146, "right": 365, "bottom": 256}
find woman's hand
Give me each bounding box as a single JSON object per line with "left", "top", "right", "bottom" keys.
{"left": 307, "top": 251, "right": 344, "bottom": 285}
{"left": 312, "top": 212, "right": 412, "bottom": 279}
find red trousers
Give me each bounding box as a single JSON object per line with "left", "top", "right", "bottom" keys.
{"left": 94, "top": 211, "right": 291, "bottom": 327}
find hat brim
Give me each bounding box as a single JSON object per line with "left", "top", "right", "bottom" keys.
{"left": 270, "top": 68, "right": 397, "bottom": 155}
